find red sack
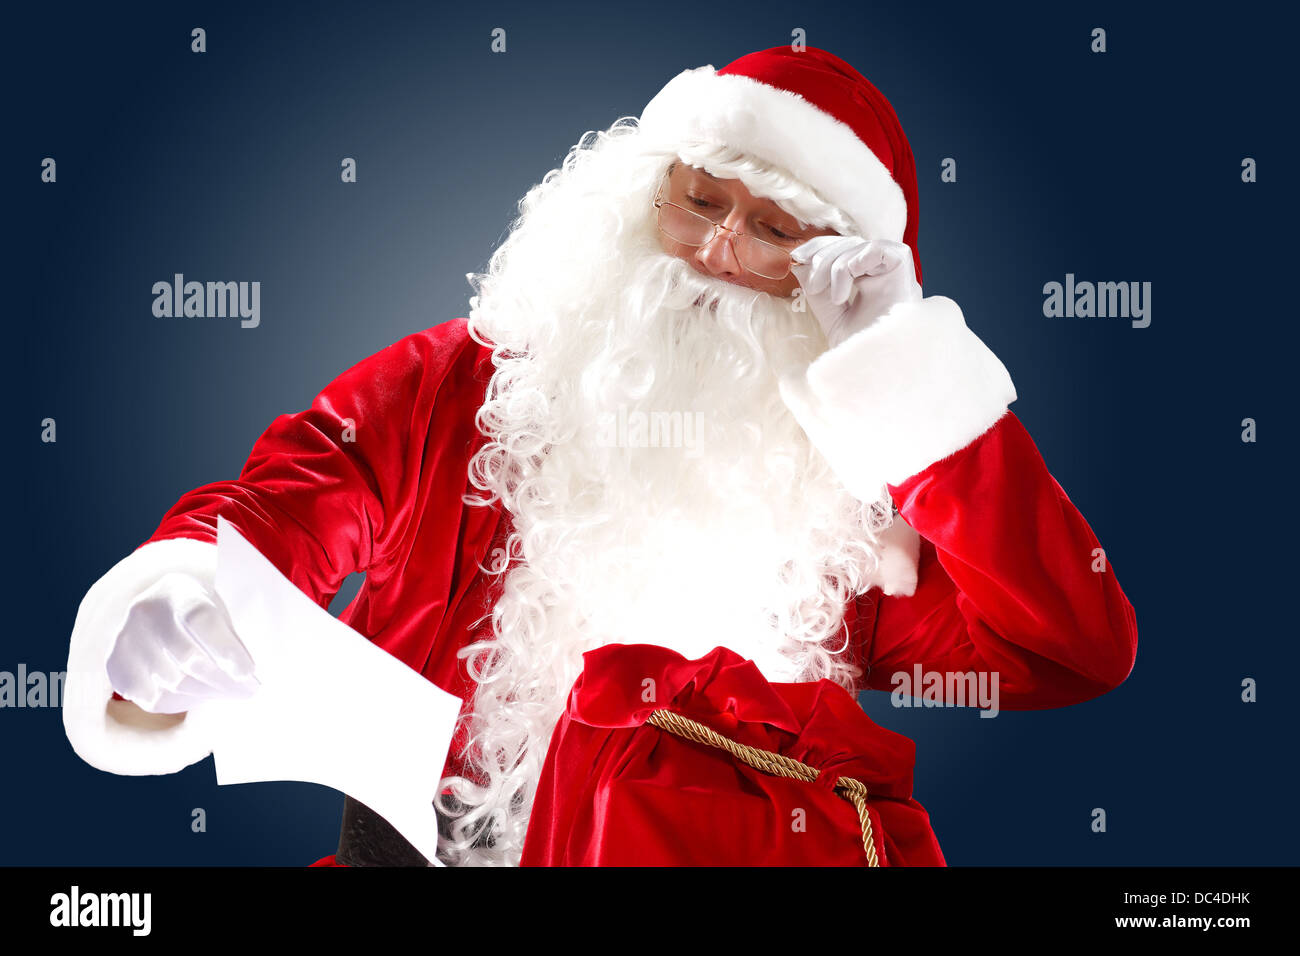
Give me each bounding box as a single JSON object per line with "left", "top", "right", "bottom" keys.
{"left": 521, "top": 643, "right": 946, "bottom": 866}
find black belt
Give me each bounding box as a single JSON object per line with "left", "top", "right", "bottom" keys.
{"left": 335, "top": 795, "right": 432, "bottom": 867}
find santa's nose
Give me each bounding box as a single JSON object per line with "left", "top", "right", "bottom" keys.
{"left": 695, "top": 221, "right": 745, "bottom": 277}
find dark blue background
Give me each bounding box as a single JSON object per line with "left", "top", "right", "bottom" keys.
{"left": 5, "top": 0, "right": 1294, "bottom": 865}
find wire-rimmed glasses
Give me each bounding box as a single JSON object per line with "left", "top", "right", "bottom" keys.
{"left": 652, "top": 174, "right": 801, "bottom": 280}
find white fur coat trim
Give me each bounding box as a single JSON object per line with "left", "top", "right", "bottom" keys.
{"left": 780, "top": 294, "right": 1017, "bottom": 580}
{"left": 63, "top": 537, "right": 220, "bottom": 777}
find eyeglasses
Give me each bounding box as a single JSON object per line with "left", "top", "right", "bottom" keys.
{"left": 652, "top": 174, "right": 801, "bottom": 281}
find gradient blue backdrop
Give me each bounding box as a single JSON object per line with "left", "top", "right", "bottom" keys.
{"left": 6, "top": 0, "right": 1295, "bottom": 865}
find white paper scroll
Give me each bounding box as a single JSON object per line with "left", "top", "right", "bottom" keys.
{"left": 185, "top": 515, "right": 463, "bottom": 866}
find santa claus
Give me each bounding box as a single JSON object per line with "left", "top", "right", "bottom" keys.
{"left": 62, "top": 46, "right": 1139, "bottom": 867}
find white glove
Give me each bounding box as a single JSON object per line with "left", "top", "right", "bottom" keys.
{"left": 789, "top": 236, "right": 923, "bottom": 349}
{"left": 106, "top": 571, "right": 260, "bottom": 715}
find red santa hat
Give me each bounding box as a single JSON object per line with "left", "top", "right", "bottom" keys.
{"left": 639, "top": 46, "right": 923, "bottom": 286}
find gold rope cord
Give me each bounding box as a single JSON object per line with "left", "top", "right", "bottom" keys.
{"left": 645, "top": 709, "right": 881, "bottom": 867}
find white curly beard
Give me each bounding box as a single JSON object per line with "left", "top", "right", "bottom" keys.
{"left": 542, "top": 252, "right": 849, "bottom": 673}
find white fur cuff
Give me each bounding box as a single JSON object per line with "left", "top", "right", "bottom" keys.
{"left": 779, "top": 295, "right": 1017, "bottom": 503}
{"left": 63, "top": 537, "right": 220, "bottom": 776}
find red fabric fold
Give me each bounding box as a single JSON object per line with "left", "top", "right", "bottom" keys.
{"left": 520, "top": 643, "right": 946, "bottom": 866}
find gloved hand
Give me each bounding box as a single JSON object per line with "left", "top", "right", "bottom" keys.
{"left": 106, "top": 571, "right": 260, "bottom": 715}
{"left": 789, "top": 235, "right": 923, "bottom": 349}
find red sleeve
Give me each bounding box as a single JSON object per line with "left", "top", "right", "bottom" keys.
{"left": 140, "top": 318, "right": 484, "bottom": 610}
{"left": 858, "top": 410, "right": 1139, "bottom": 710}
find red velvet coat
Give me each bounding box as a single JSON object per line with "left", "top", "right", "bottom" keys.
{"left": 73, "top": 314, "right": 1138, "bottom": 866}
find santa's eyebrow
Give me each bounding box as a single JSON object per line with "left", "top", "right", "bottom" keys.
{"left": 676, "top": 164, "right": 719, "bottom": 183}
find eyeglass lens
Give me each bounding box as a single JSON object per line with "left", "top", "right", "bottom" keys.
{"left": 656, "top": 203, "right": 792, "bottom": 280}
